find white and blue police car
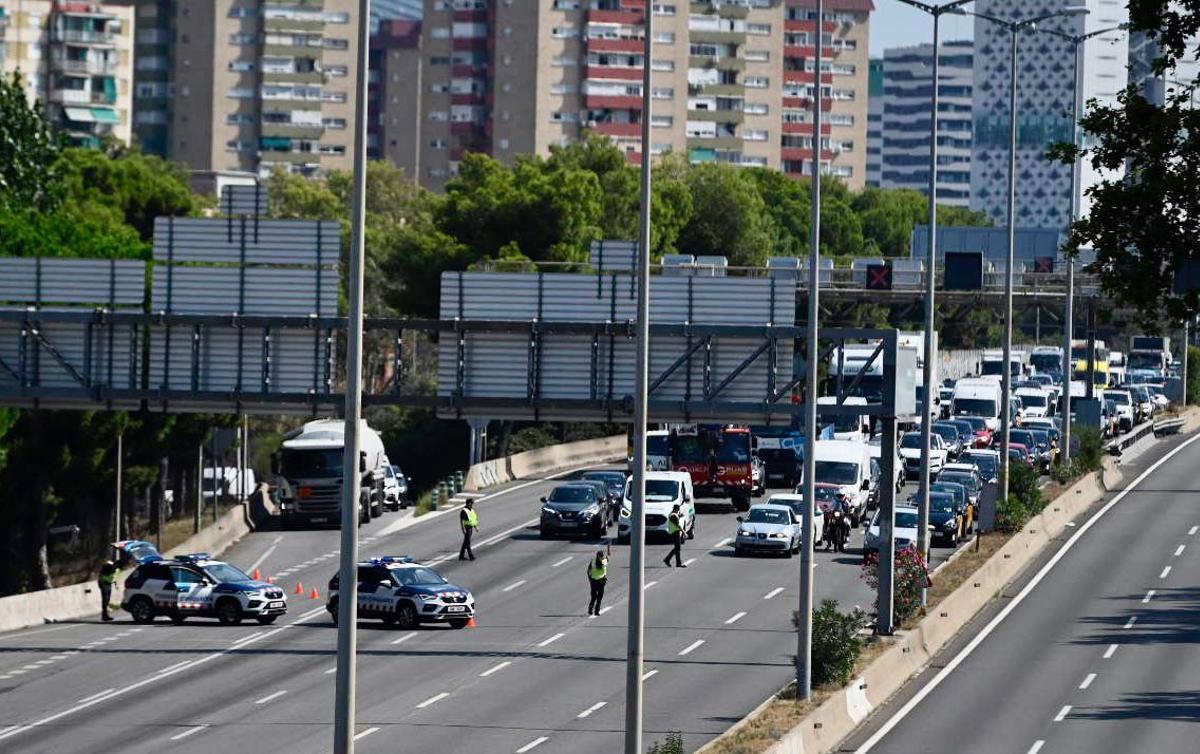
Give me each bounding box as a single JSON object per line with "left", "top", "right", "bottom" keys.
{"left": 326, "top": 557, "right": 475, "bottom": 629}
{"left": 116, "top": 540, "right": 288, "bottom": 626}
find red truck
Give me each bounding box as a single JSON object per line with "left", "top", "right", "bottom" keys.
{"left": 672, "top": 426, "right": 756, "bottom": 511}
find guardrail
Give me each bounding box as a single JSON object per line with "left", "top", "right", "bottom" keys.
{"left": 464, "top": 435, "right": 625, "bottom": 492}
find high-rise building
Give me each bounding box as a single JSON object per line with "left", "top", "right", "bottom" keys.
{"left": 129, "top": 0, "right": 360, "bottom": 178}
{"left": 878, "top": 40, "right": 972, "bottom": 206}
{"left": 780, "top": 0, "right": 872, "bottom": 188}
{"left": 1130, "top": 27, "right": 1200, "bottom": 106}
{"left": 369, "top": 18, "right": 421, "bottom": 175}
{"left": 969, "top": 0, "right": 1127, "bottom": 228}
{"left": 866, "top": 56, "right": 881, "bottom": 186}
{"left": 372, "top": 0, "right": 421, "bottom": 21}
{"left": 1, "top": 1, "right": 136, "bottom": 148}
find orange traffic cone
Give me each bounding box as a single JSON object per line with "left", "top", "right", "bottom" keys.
{"left": 310, "top": 586, "right": 321, "bottom": 600}
{"left": 465, "top": 617, "right": 477, "bottom": 628}
{"left": 253, "top": 568, "right": 261, "bottom": 581}
{"left": 294, "top": 582, "right": 304, "bottom": 595}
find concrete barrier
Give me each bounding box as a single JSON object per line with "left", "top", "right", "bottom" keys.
{"left": 464, "top": 435, "right": 625, "bottom": 492}
{"left": 0, "top": 487, "right": 269, "bottom": 634}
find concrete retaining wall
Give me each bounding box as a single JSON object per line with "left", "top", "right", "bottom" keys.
{"left": 464, "top": 435, "right": 625, "bottom": 491}
{"left": 0, "top": 489, "right": 267, "bottom": 635}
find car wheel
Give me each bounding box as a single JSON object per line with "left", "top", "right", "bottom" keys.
{"left": 449, "top": 618, "right": 470, "bottom": 630}
{"left": 395, "top": 602, "right": 419, "bottom": 630}
{"left": 256, "top": 615, "right": 278, "bottom": 625}
{"left": 128, "top": 596, "right": 156, "bottom": 624}
{"left": 328, "top": 598, "right": 339, "bottom": 625}
{"left": 216, "top": 598, "right": 243, "bottom": 626}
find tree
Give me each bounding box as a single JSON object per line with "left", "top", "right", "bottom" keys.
{"left": 0, "top": 72, "right": 63, "bottom": 213}
{"left": 1051, "top": 1, "right": 1200, "bottom": 325}
{"left": 677, "top": 163, "right": 775, "bottom": 266}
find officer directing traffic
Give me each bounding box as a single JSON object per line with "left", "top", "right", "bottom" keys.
{"left": 98, "top": 558, "right": 118, "bottom": 622}
{"left": 459, "top": 498, "right": 479, "bottom": 561}
{"left": 662, "top": 503, "right": 686, "bottom": 568}
{"left": 587, "top": 550, "right": 608, "bottom": 616}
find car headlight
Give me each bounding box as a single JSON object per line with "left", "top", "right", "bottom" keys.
{"left": 943, "top": 520, "right": 957, "bottom": 530}
{"left": 541, "top": 507, "right": 556, "bottom": 516}
{"left": 737, "top": 528, "right": 751, "bottom": 537}
{"left": 621, "top": 507, "right": 632, "bottom": 518}
{"left": 769, "top": 531, "right": 789, "bottom": 539}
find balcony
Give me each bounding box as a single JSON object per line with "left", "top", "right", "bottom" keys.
{"left": 585, "top": 94, "right": 643, "bottom": 110}
{"left": 584, "top": 65, "right": 644, "bottom": 81}
{"left": 686, "top": 135, "right": 741, "bottom": 150}
{"left": 51, "top": 57, "right": 119, "bottom": 75}
{"left": 687, "top": 108, "right": 744, "bottom": 124}
{"left": 689, "top": 55, "right": 745, "bottom": 72}
{"left": 590, "top": 121, "right": 643, "bottom": 137}
{"left": 587, "top": 37, "right": 645, "bottom": 54}
{"left": 688, "top": 82, "right": 743, "bottom": 97}
{"left": 588, "top": 9, "right": 644, "bottom": 25}
{"left": 52, "top": 28, "right": 117, "bottom": 45}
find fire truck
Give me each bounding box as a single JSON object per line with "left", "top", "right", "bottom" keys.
{"left": 672, "top": 425, "right": 757, "bottom": 511}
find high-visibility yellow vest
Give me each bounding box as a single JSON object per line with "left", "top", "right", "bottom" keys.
{"left": 99, "top": 569, "right": 117, "bottom": 585}
{"left": 464, "top": 508, "right": 479, "bottom": 528}
{"left": 667, "top": 512, "right": 681, "bottom": 535}
{"left": 589, "top": 560, "right": 607, "bottom": 580}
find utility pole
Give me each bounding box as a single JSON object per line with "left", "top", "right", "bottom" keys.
{"left": 114, "top": 432, "right": 123, "bottom": 542}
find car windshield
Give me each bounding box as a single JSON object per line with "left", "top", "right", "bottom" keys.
{"left": 964, "top": 417, "right": 988, "bottom": 432}
{"left": 954, "top": 398, "right": 997, "bottom": 417}
{"left": 673, "top": 435, "right": 706, "bottom": 463}
{"left": 941, "top": 473, "right": 973, "bottom": 488}
{"left": 647, "top": 435, "right": 670, "bottom": 457}
{"left": 1020, "top": 393, "right": 1047, "bottom": 407}
{"left": 548, "top": 486, "right": 595, "bottom": 504}
{"left": 932, "top": 425, "right": 958, "bottom": 442}
{"left": 965, "top": 455, "right": 997, "bottom": 476}
{"left": 1030, "top": 354, "right": 1061, "bottom": 372}
{"left": 202, "top": 563, "right": 252, "bottom": 583}
{"left": 746, "top": 508, "right": 791, "bottom": 525}
{"left": 814, "top": 486, "right": 841, "bottom": 502}
{"left": 717, "top": 433, "right": 751, "bottom": 463}
{"left": 642, "top": 479, "right": 680, "bottom": 502}
{"left": 281, "top": 448, "right": 343, "bottom": 479}
{"left": 899, "top": 433, "right": 922, "bottom": 449}
{"left": 891, "top": 511, "right": 919, "bottom": 529}
{"left": 815, "top": 461, "right": 859, "bottom": 485}
{"left": 1106, "top": 392, "right": 1130, "bottom": 405}
{"left": 928, "top": 494, "right": 956, "bottom": 512}
{"left": 394, "top": 567, "right": 447, "bottom": 586}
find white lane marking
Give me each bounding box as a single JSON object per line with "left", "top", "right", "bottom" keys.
{"left": 231, "top": 631, "right": 265, "bottom": 647}
{"left": 8, "top": 670, "right": 25, "bottom": 675}
{"left": 577, "top": 701, "right": 606, "bottom": 718}
{"left": 1079, "top": 673, "right": 1096, "bottom": 690}
{"left": 254, "top": 690, "right": 288, "bottom": 705}
{"left": 503, "top": 580, "right": 527, "bottom": 592}
{"left": 324, "top": 666, "right": 337, "bottom": 675}
{"left": 0, "top": 610, "right": 325, "bottom": 743}
{"left": 1174, "top": 545, "right": 1186, "bottom": 557}
{"left": 247, "top": 537, "right": 282, "bottom": 573}
{"left": 537, "top": 633, "right": 565, "bottom": 648}
{"left": 714, "top": 538, "right": 732, "bottom": 548}
{"left": 416, "top": 692, "right": 450, "bottom": 709}
{"left": 516, "top": 737, "right": 549, "bottom": 753}
{"left": 32, "top": 660, "right": 52, "bottom": 666}
{"left": 683, "top": 557, "right": 697, "bottom": 566}
{"left": 642, "top": 669, "right": 658, "bottom": 681}
{"left": 1143, "top": 590, "right": 1156, "bottom": 603}
{"left": 599, "top": 606, "right": 613, "bottom": 615}
{"left": 298, "top": 606, "right": 327, "bottom": 620}
{"left": 1190, "top": 526, "right": 1198, "bottom": 536}
{"left": 1124, "top": 616, "right": 1138, "bottom": 629}
{"left": 480, "top": 661, "right": 511, "bottom": 677}
{"left": 644, "top": 580, "right": 658, "bottom": 590}
{"left": 1104, "top": 643, "right": 1119, "bottom": 659}
{"left": 1159, "top": 566, "right": 1171, "bottom": 579}
{"left": 427, "top": 518, "right": 540, "bottom": 566}
{"left": 552, "top": 556, "right": 573, "bottom": 568}
{"left": 853, "top": 431, "right": 1200, "bottom": 754}
{"left": 764, "top": 587, "right": 784, "bottom": 600}
{"left": 169, "top": 726, "right": 208, "bottom": 742}
{"left": 1054, "top": 705, "right": 1071, "bottom": 722}
{"left": 725, "top": 611, "right": 747, "bottom": 625}
{"left": 76, "top": 689, "right": 116, "bottom": 705}
{"left": 354, "top": 727, "right": 380, "bottom": 741}
{"left": 391, "top": 632, "right": 418, "bottom": 645}
{"left": 1027, "top": 741, "right": 1045, "bottom": 754}
{"left": 678, "top": 640, "right": 705, "bottom": 656}
{"left": 0, "top": 727, "right": 17, "bottom": 737}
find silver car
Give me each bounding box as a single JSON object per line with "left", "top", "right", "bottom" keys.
{"left": 733, "top": 504, "right": 803, "bottom": 557}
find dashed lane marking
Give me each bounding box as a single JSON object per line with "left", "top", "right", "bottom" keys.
{"left": 577, "top": 702, "right": 606, "bottom": 718}
{"left": 725, "top": 612, "right": 747, "bottom": 625}
{"left": 169, "top": 726, "right": 208, "bottom": 742}
{"left": 764, "top": 587, "right": 784, "bottom": 600}
{"left": 678, "top": 640, "right": 705, "bottom": 656}
{"left": 254, "top": 690, "right": 287, "bottom": 705}
{"left": 537, "top": 633, "right": 565, "bottom": 648}
{"left": 480, "top": 661, "right": 511, "bottom": 677}
{"left": 1079, "top": 673, "right": 1096, "bottom": 690}
{"left": 1054, "top": 706, "right": 1071, "bottom": 722}
{"left": 391, "top": 632, "right": 418, "bottom": 645}
{"left": 416, "top": 692, "right": 449, "bottom": 709}
{"left": 516, "top": 737, "right": 549, "bottom": 753}
{"left": 354, "top": 727, "right": 380, "bottom": 741}
{"left": 503, "top": 580, "right": 527, "bottom": 592}
{"left": 1103, "top": 644, "right": 1118, "bottom": 659}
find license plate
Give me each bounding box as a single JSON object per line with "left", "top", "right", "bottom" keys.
{"left": 268, "top": 601, "right": 284, "bottom": 609}
{"left": 558, "top": 522, "right": 577, "bottom": 527}
{"left": 445, "top": 605, "right": 466, "bottom": 612}
{"left": 310, "top": 517, "right": 327, "bottom": 523}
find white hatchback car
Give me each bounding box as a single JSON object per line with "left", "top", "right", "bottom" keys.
{"left": 733, "top": 503, "right": 805, "bottom": 557}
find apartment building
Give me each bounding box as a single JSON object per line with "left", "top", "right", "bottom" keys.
{"left": 1, "top": 1, "right": 135, "bottom": 148}
{"left": 780, "top": 0, "right": 872, "bottom": 188}
{"left": 866, "top": 55, "right": 881, "bottom": 186}
{"left": 877, "top": 40, "right": 973, "bottom": 207}
{"left": 130, "top": 1, "right": 359, "bottom": 177}
{"left": 369, "top": 17, "right": 421, "bottom": 174}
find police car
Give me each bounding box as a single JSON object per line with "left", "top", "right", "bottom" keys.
{"left": 326, "top": 557, "right": 475, "bottom": 629}
{"left": 115, "top": 540, "right": 287, "bottom": 626}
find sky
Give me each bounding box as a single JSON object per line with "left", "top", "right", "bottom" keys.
{"left": 869, "top": 4, "right": 977, "bottom": 56}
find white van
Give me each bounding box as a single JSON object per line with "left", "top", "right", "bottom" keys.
{"left": 809, "top": 440, "right": 874, "bottom": 522}
{"left": 817, "top": 396, "right": 870, "bottom": 442}
{"left": 1014, "top": 387, "right": 1051, "bottom": 418}
{"left": 617, "top": 470, "right": 696, "bottom": 544}
{"left": 951, "top": 378, "right": 1004, "bottom": 431}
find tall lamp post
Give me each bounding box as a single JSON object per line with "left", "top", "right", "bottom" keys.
{"left": 951, "top": 5, "right": 1089, "bottom": 506}
{"left": 891, "top": 0, "right": 972, "bottom": 605}
{"left": 1035, "top": 22, "right": 1127, "bottom": 466}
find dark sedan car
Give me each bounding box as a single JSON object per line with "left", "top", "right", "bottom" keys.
{"left": 581, "top": 470, "right": 626, "bottom": 523}
{"left": 539, "top": 484, "right": 608, "bottom": 538}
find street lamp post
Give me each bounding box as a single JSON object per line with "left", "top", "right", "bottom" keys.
{"left": 952, "top": 6, "right": 1089, "bottom": 506}
{"left": 892, "top": 0, "right": 972, "bottom": 607}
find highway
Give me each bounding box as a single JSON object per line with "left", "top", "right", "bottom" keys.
{"left": 846, "top": 430, "right": 1200, "bottom": 754}
{"left": 0, "top": 469, "right": 967, "bottom": 754}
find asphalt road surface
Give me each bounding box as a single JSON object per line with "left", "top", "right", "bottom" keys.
{"left": 846, "top": 430, "right": 1200, "bottom": 754}
{"left": 0, "top": 469, "right": 969, "bottom": 754}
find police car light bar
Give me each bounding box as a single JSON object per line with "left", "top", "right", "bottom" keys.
{"left": 368, "top": 556, "right": 414, "bottom": 565}
{"left": 175, "top": 553, "right": 212, "bottom": 564}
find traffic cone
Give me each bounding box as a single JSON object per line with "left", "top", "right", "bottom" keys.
{"left": 253, "top": 568, "right": 261, "bottom": 581}
{"left": 310, "top": 586, "right": 321, "bottom": 600}
{"left": 465, "top": 617, "right": 477, "bottom": 628}
{"left": 294, "top": 582, "right": 304, "bottom": 595}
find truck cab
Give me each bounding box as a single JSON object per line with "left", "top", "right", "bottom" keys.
{"left": 273, "top": 419, "right": 387, "bottom": 528}
{"left": 672, "top": 426, "right": 755, "bottom": 511}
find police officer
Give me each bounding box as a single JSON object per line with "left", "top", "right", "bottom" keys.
{"left": 459, "top": 498, "right": 479, "bottom": 561}
{"left": 98, "top": 559, "right": 118, "bottom": 622}
{"left": 662, "top": 503, "right": 686, "bottom": 568}
{"left": 587, "top": 550, "right": 608, "bottom": 616}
